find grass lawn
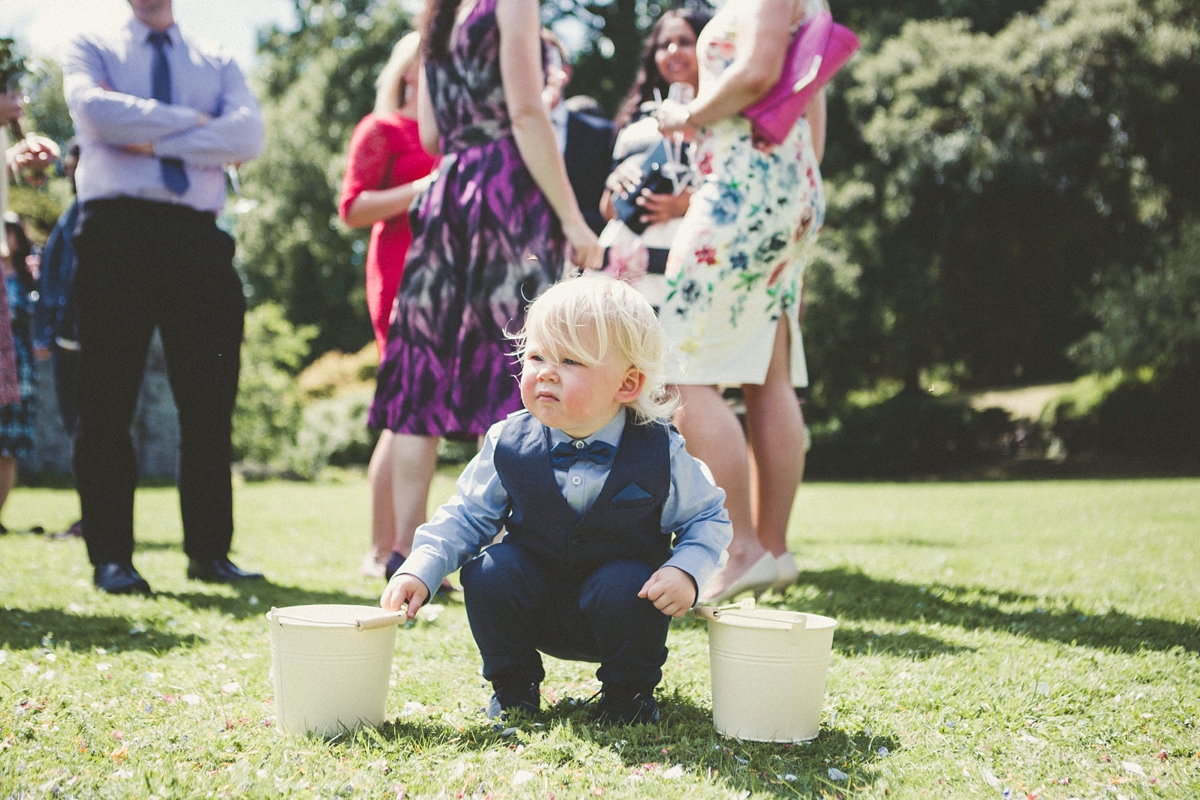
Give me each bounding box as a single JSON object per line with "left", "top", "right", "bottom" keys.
{"left": 2, "top": 473, "right": 1198, "bottom": 798}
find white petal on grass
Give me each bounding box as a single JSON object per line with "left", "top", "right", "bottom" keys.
{"left": 143, "top": 671, "right": 163, "bottom": 682}
{"left": 416, "top": 604, "right": 444, "bottom": 622}
{"left": 181, "top": 694, "right": 201, "bottom": 705}
{"left": 828, "top": 767, "right": 848, "bottom": 781}
{"left": 401, "top": 701, "right": 425, "bottom": 716}
{"left": 45, "top": 653, "right": 58, "bottom": 662}
{"left": 981, "top": 768, "right": 1000, "bottom": 787}
{"left": 513, "top": 769, "right": 535, "bottom": 785}
{"left": 1122, "top": 761, "right": 1145, "bottom": 776}
{"left": 222, "top": 681, "right": 241, "bottom": 694}
{"left": 0, "top": 651, "right": 7, "bottom": 664}
{"left": 663, "top": 764, "right": 684, "bottom": 779}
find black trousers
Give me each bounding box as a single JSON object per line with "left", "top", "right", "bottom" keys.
{"left": 72, "top": 198, "right": 245, "bottom": 565}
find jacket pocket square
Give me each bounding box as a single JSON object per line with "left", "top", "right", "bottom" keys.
{"left": 612, "top": 483, "right": 654, "bottom": 503}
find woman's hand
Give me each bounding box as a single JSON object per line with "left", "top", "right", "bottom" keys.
{"left": 635, "top": 186, "right": 692, "bottom": 226}
{"left": 563, "top": 217, "right": 603, "bottom": 271}
{"left": 605, "top": 159, "right": 644, "bottom": 199}
{"left": 656, "top": 99, "right": 694, "bottom": 137}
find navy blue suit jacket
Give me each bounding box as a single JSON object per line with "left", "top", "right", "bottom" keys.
{"left": 564, "top": 111, "right": 614, "bottom": 235}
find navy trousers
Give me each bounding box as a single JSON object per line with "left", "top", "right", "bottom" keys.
{"left": 72, "top": 198, "right": 245, "bottom": 565}
{"left": 460, "top": 541, "right": 671, "bottom": 692}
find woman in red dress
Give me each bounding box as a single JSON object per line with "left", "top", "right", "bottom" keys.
{"left": 339, "top": 31, "right": 437, "bottom": 578}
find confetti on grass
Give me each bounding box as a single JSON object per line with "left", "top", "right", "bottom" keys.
{"left": 828, "top": 767, "right": 848, "bottom": 781}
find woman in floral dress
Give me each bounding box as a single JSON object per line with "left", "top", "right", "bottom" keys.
{"left": 657, "top": 0, "right": 827, "bottom": 602}
{"left": 369, "top": 0, "right": 602, "bottom": 578}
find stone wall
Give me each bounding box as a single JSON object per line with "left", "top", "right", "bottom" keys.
{"left": 26, "top": 330, "right": 181, "bottom": 478}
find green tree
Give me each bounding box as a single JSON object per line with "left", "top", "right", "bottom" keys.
{"left": 235, "top": 0, "right": 415, "bottom": 358}
{"left": 804, "top": 0, "right": 1200, "bottom": 406}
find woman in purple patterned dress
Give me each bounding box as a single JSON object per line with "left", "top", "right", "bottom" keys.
{"left": 369, "top": 0, "right": 603, "bottom": 578}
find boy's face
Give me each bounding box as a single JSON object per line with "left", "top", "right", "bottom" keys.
{"left": 519, "top": 331, "right": 645, "bottom": 440}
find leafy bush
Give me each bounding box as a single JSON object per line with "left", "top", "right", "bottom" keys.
{"left": 1043, "top": 369, "right": 1200, "bottom": 463}
{"left": 233, "top": 303, "right": 317, "bottom": 474}
{"left": 808, "top": 390, "right": 1014, "bottom": 478}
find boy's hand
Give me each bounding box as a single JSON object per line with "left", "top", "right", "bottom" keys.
{"left": 381, "top": 573, "right": 430, "bottom": 619}
{"left": 638, "top": 566, "right": 696, "bottom": 618}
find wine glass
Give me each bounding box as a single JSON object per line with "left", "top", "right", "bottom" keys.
{"left": 665, "top": 82, "right": 695, "bottom": 194}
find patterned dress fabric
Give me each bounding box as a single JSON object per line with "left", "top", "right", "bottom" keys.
{"left": 0, "top": 274, "right": 35, "bottom": 459}
{"left": 659, "top": 0, "right": 826, "bottom": 387}
{"left": 339, "top": 113, "right": 437, "bottom": 357}
{"left": 369, "top": 0, "right": 565, "bottom": 437}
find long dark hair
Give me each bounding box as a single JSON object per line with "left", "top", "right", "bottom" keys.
{"left": 423, "top": 0, "right": 466, "bottom": 61}
{"left": 2, "top": 212, "right": 35, "bottom": 294}
{"left": 612, "top": 10, "right": 710, "bottom": 133}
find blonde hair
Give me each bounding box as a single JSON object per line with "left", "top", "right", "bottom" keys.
{"left": 513, "top": 274, "right": 678, "bottom": 425}
{"left": 374, "top": 32, "right": 422, "bottom": 115}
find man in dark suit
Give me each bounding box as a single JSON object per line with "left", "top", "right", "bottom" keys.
{"left": 543, "top": 31, "right": 613, "bottom": 235}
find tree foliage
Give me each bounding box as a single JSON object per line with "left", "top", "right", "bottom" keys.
{"left": 804, "top": 0, "right": 1200, "bottom": 407}
{"left": 235, "top": 0, "right": 416, "bottom": 358}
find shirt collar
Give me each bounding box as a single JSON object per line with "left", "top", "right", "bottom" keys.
{"left": 128, "top": 17, "right": 180, "bottom": 47}
{"left": 548, "top": 408, "right": 627, "bottom": 450}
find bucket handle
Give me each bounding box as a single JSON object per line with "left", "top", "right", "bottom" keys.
{"left": 692, "top": 599, "right": 802, "bottom": 631}
{"left": 354, "top": 612, "right": 407, "bottom": 631}
{"left": 267, "top": 607, "right": 407, "bottom": 631}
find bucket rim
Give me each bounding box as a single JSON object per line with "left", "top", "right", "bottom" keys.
{"left": 267, "top": 604, "right": 404, "bottom": 630}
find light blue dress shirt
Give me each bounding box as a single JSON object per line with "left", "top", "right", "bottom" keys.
{"left": 400, "top": 410, "right": 733, "bottom": 602}
{"left": 64, "top": 18, "right": 264, "bottom": 212}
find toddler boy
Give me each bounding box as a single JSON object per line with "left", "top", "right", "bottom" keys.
{"left": 381, "top": 275, "right": 731, "bottom": 725}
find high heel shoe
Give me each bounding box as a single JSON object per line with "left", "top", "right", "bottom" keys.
{"left": 773, "top": 552, "right": 799, "bottom": 592}
{"left": 700, "top": 552, "right": 780, "bottom": 604}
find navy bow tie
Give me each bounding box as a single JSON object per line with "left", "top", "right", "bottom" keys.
{"left": 550, "top": 439, "right": 617, "bottom": 470}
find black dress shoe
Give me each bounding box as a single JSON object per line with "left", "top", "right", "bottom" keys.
{"left": 94, "top": 563, "right": 152, "bottom": 595}
{"left": 187, "top": 557, "right": 264, "bottom": 583}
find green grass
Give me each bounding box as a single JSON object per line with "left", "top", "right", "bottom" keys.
{"left": 2, "top": 474, "right": 1198, "bottom": 798}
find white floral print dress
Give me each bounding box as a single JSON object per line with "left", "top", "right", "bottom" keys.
{"left": 660, "top": 0, "right": 825, "bottom": 387}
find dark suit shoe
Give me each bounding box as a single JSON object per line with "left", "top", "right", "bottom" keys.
{"left": 592, "top": 686, "right": 660, "bottom": 726}
{"left": 186, "top": 557, "right": 264, "bottom": 583}
{"left": 94, "top": 563, "right": 152, "bottom": 595}
{"left": 486, "top": 681, "right": 541, "bottom": 721}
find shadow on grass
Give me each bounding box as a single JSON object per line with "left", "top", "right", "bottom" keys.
{"left": 0, "top": 607, "right": 203, "bottom": 653}
{"left": 783, "top": 567, "right": 1200, "bottom": 655}
{"left": 159, "top": 580, "right": 389, "bottom": 620}
{"left": 337, "top": 690, "right": 894, "bottom": 797}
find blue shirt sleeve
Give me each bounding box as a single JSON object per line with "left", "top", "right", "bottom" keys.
{"left": 659, "top": 429, "right": 733, "bottom": 599}
{"left": 397, "top": 421, "right": 511, "bottom": 595}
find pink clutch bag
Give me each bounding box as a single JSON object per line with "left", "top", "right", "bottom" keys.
{"left": 742, "top": 11, "right": 861, "bottom": 145}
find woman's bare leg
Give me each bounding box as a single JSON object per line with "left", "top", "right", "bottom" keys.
{"left": 674, "top": 384, "right": 768, "bottom": 601}
{"left": 0, "top": 455, "right": 15, "bottom": 527}
{"left": 743, "top": 318, "right": 805, "bottom": 557}
{"left": 390, "top": 433, "right": 440, "bottom": 557}
{"left": 364, "top": 430, "right": 396, "bottom": 574}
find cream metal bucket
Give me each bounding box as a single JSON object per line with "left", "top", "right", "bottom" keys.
{"left": 695, "top": 600, "right": 837, "bottom": 742}
{"left": 266, "top": 604, "right": 405, "bottom": 736}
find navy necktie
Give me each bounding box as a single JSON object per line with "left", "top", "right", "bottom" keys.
{"left": 550, "top": 439, "right": 617, "bottom": 470}
{"left": 148, "top": 31, "right": 189, "bottom": 195}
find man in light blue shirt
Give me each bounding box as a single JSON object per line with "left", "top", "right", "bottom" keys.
{"left": 64, "top": 0, "right": 265, "bottom": 595}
